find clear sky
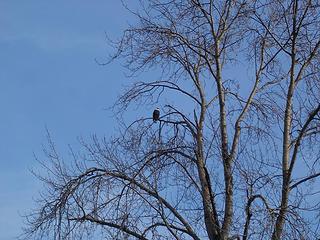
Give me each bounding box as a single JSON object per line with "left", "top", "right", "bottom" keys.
{"left": 0, "top": 1, "right": 134, "bottom": 239}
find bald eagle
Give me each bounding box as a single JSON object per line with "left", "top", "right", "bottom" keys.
{"left": 153, "top": 108, "right": 160, "bottom": 122}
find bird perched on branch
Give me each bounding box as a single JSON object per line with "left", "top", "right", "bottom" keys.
{"left": 153, "top": 108, "right": 160, "bottom": 122}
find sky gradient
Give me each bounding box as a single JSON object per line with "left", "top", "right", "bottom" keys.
{"left": 0, "top": 1, "right": 133, "bottom": 239}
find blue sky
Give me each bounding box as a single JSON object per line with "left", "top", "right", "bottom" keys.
{"left": 0, "top": 1, "right": 134, "bottom": 239}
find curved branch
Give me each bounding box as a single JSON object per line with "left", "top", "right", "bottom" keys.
{"left": 69, "top": 215, "right": 149, "bottom": 240}
{"left": 288, "top": 104, "right": 320, "bottom": 176}
{"left": 92, "top": 168, "right": 201, "bottom": 240}
{"left": 243, "top": 194, "right": 273, "bottom": 240}
{"left": 290, "top": 172, "right": 320, "bottom": 190}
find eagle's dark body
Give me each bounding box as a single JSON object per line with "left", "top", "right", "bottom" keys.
{"left": 153, "top": 108, "right": 160, "bottom": 122}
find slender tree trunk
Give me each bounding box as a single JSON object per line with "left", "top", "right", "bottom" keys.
{"left": 196, "top": 78, "right": 221, "bottom": 239}
{"left": 214, "top": 45, "right": 233, "bottom": 240}
{"left": 272, "top": 2, "right": 298, "bottom": 237}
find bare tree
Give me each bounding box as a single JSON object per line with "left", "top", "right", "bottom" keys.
{"left": 23, "top": 1, "right": 320, "bottom": 239}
